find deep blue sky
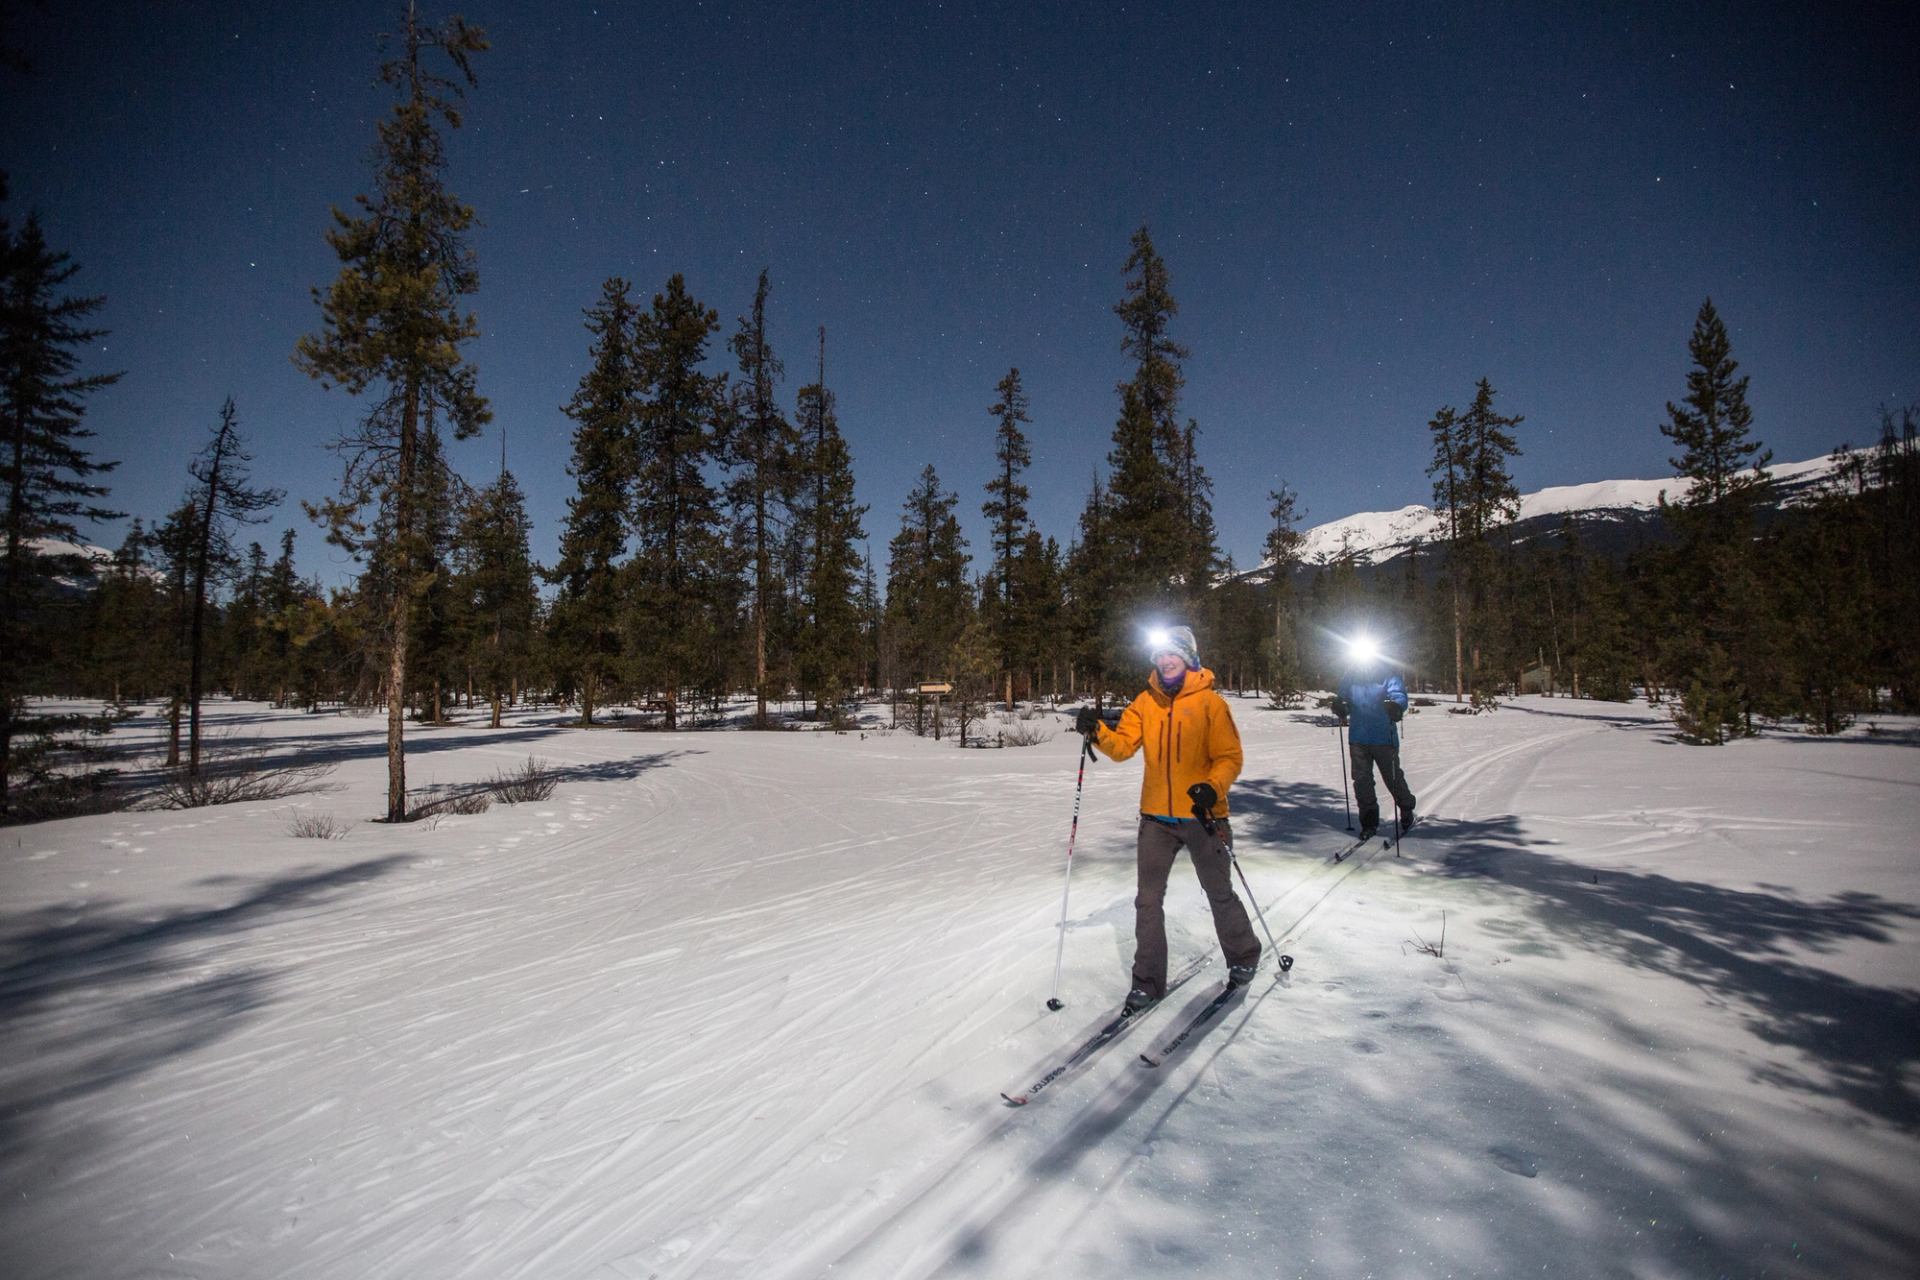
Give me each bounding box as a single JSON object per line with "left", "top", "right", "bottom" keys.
{"left": 4, "top": 0, "right": 1915, "bottom": 586}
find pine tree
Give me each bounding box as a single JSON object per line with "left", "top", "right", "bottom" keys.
{"left": 1660, "top": 299, "right": 1772, "bottom": 517}
{"left": 1655, "top": 299, "right": 1773, "bottom": 740}
{"left": 293, "top": 9, "right": 490, "bottom": 820}
{"left": 723, "top": 269, "right": 799, "bottom": 728}
{"left": 1262, "top": 483, "right": 1307, "bottom": 702}
{"left": 455, "top": 451, "right": 537, "bottom": 728}
{"left": 1428, "top": 381, "right": 1522, "bottom": 701}
{"left": 1177, "top": 417, "right": 1223, "bottom": 597}
{"left": 982, "top": 367, "right": 1032, "bottom": 709}
{"left": 1095, "top": 226, "right": 1199, "bottom": 681}
{"left": 259, "top": 530, "right": 305, "bottom": 707}
{"left": 149, "top": 499, "right": 201, "bottom": 766}
{"left": 0, "top": 186, "right": 125, "bottom": 819}
{"left": 1105, "top": 228, "right": 1187, "bottom": 572}
{"left": 181, "top": 397, "right": 282, "bottom": 773}
{"left": 627, "top": 274, "right": 729, "bottom": 728}
{"left": 551, "top": 278, "right": 638, "bottom": 724}
{"left": 87, "top": 520, "right": 166, "bottom": 707}
{"left": 1063, "top": 475, "right": 1116, "bottom": 698}
{"left": 1425, "top": 404, "right": 1464, "bottom": 700}
{"left": 792, "top": 335, "right": 867, "bottom": 716}
{"left": 884, "top": 464, "right": 971, "bottom": 690}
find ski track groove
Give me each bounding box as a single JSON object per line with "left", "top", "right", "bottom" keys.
{"left": 801, "top": 713, "right": 1603, "bottom": 1278}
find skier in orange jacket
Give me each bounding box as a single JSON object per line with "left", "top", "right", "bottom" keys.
{"left": 1076, "top": 625, "right": 1261, "bottom": 1013}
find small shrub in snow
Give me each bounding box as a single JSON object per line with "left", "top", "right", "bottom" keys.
{"left": 152, "top": 748, "right": 335, "bottom": 809}
{"left": 406, "top": 784, "right": 493, "bottom": 821}
{"left": 1406, "top": 911, "right": 1447, "bottom": 958}
{"left": 490, "top": 756, "right": 557, "bottom": 804}
{"left": 996, "top": 715, "right": 1054, "bottom": 748}
{"left": 288, "top": 811, "right": 346, "bottom": 839}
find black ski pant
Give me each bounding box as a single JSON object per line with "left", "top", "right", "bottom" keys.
{"left": 1349, "top": 741, "right": 1415, "bottom": 831}
{"left": 1132, "top": 817, "right": 1261, "bottom": 998}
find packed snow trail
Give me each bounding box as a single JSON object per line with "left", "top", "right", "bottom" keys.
{"left": 3, "top": 697, "right": 1917, "bottom": 1278}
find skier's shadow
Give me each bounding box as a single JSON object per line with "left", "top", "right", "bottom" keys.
{"left": 954, "top": 973, "right": 1279, "bottom": 1270}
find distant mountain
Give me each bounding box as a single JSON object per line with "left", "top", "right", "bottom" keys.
{"left": 17, "top": 537, "right": 139, "bottom": 595}
{"left": 1269, "top": 454, "right": 1840, "bottom": 575}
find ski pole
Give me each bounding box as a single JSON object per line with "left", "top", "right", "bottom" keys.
{"left": 1045, "top": 734, "right": 1096, "bottom": 1011}
{"left": 1392, "top": 707, "right": 1406, "bottom": 853}
{"left": 1337, "top": 720, "right": 1352, "bottom": 830}
{"left": 1194, "top": 802, "right": 1291, "bottom": 973}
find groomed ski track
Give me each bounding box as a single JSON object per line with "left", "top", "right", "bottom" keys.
{"left": 5, "top": 699, "right": 1917, "bottom": 1279}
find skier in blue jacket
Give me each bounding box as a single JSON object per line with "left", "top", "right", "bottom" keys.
{"left": 1329, "top": 652, "right": 1416, "bottom": 841}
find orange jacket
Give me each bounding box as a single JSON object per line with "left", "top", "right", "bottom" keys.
{"left": 1091, "top": 666, "right": 1243, "bottom": 820}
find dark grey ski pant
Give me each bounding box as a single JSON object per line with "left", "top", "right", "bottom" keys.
{"left": 1350, "top": 741, "right": 1415, "bottom": 829}
{"left": 1132, "top": 817, "right": 1261, "bottom": 998}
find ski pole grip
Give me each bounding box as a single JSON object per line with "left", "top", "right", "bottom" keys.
{"left": 1192, "top": 801, "right": 1217, "bottom": 836}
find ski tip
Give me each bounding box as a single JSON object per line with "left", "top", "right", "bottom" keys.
{"left": 1000, "top": 1092, "right": 1029, "bottom": 1107}
{"left": 1138, "top": 1053, "right": 1161, "bottom": 1069}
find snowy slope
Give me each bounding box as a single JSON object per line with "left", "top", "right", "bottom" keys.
{"left": 1293, "top": 454, "right": 1840, "bottom": 567}
{"left": 2, "top": 696, "right": 1917, "bottom": 1278}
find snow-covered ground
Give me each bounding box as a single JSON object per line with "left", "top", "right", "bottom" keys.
{"left": 3, "top": 694, "right": 1917, "bottom": 1279}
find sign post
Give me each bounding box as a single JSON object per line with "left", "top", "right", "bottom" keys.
{"left": 917, "top": 681, "right": 953, "bottom": 740}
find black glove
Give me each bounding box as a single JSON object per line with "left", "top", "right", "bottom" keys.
{"left": 1187, "top": 781, "right": 1218, "bottom": 815}
{"left": 1384, "top": 698, "right": 1405, "bottom": 722}
{"left": 1329, "top": 695, "right": 1350, "bottom": 722}
{"left": 1074, "top": 707, "right": 1102, "bottom": 736}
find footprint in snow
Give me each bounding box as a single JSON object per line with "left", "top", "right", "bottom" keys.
{"left": 1488, "top": 1144, "right": 1540, "bottom": 1178}
{"left": 1350, "top": 1038, "right": 1383, "bottom": 1055}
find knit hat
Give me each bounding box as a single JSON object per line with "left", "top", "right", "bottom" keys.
{"left": 1148, "top": 625, "right": 1201, "bottom": 671}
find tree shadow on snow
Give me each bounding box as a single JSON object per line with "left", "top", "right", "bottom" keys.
{"left": 1428, "top": 816, "right": 1920, "bottom": 1130}
{"left": 0, "top": 856, "right": 409, "bottom": 1184}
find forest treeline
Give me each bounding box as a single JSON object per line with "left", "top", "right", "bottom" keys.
{"left": 3, "top": 10, "right": 1915, "bottom": 822}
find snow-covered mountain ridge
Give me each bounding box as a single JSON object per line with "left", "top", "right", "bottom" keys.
{"left": 1289, "top": 453, "right": 1839, "bottom": 569}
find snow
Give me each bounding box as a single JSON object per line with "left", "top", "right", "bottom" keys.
{"left": 1292, "top": 454, "right": 1841, "bottom": 567}
{"left": 3, "top": 695, "right": 1917, "bottom": 1278}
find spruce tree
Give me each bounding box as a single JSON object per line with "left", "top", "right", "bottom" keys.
{"left": 1262, "top": 483, "right": 1306, "bottom": 702}
{"left": 884, "top": 464, "right": 971, "bottom": 689}
{"left": 627, "top": 274, "right": 729, "bottom": 728}
{"left": 293, "top": 9, "right": 490, "bottom": 820}
{"left": 455, "top": 452, "right": 537, "bottom": 728}
{"left": 982, "top": 367, "right": 1032, "bottom": 709}
{"left": 1660, "top": 299, "right": 1772, "bottom": 517}
{"left": 88, "top": 520, "right": 166, "bottom": 707}
{"left": 792, "top": 338, "right": 867, "bottom": 716}
{"left": 1063, "top": 475, "right": 1116, "bottom": 698}
{"left": 1428, "top": 381, "right": 1522, "bottom": 701}
{"left": 551, "top": 278, "right": 638, "bottom": 724}
{"left": 1656, "top": 300, "right": 1773, "bottom": 740}
{"left": 1096, "top": 226, "right": 1200, "bottom": 680}
{"left": 0, "top": 189, "right": 124, "bottom": 818}
{"left": 181, "top": 397, "right": 282, "bottom": 773}
{"left": 1105, "top": 228, "right": 1187, "bottom": 574}
{"left": 724, "top": 269, "right": 799, "bottom": 728}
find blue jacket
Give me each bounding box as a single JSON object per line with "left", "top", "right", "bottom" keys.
{"left": 1338, "top": 671, "right": 1407, "bottom": 746}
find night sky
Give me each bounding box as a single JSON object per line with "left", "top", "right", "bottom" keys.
{"left": 4, "top": 0, "right": 1915, "bottom": 586}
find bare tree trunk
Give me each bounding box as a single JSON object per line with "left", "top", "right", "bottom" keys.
{"left": 1450, "top": 582, "right": 1466, "bottom": 702}
{"left": 385, "top": 387, "right": 419, "bottom": 824}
